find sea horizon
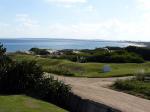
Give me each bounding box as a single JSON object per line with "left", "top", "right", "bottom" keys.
{"left": 0, "top": 38, "right": 145, "bottom": 52}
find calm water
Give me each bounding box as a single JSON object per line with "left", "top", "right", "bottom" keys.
{"left": 0, "top": 38, "right": 138, "bottom": 52}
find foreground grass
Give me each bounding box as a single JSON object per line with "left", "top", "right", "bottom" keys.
{"left": 113, "top": 79, "right": 150, "bottom": 100}
{"left": 0, "top": 95, "right": 67, "bottom": 112}
{"left": 10, "top": 54, "right": 150, "bottom": 77}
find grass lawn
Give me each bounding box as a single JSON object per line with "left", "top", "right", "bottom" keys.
{"left": 0, "top": 95, "right": 67, "bottom": 112}
{"left": 113, "top": 79, "right": 150, "bottom": 100}
{"left": 10, "top": 54, "right": 150, "bottom": 78}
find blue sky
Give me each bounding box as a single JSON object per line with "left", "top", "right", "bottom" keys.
{"left": 0, "top": 0, "right": 150, "bottom": 41}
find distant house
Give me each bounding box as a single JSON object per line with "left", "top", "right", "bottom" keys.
{"left": 73, "top": 50, "right": 80, "bottom": 54}
{"left": 102, "top": 65, "right": 111, "bottom": 73}
{"left": 103, "top": 48, "right": 111, "bottom": 52}
{"left": 47, "top": 50, "right": 63, "bottom": 56}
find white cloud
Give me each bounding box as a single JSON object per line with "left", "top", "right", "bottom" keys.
{"left": 85, "top": 5, "right": 96, "bottom": 12}
{"left": 45, "top": 0, "right": 87, "bottom": 8}
{"left": 15, "top": 14, "right": 40, "bottom": 36}
{"left": 42, "top": 19, "right": 140, "bottom": 40}
{"left": 16, "top": 14, "right": 39, "bottom": 27}
{"left": 135, "top": 0, "right": 150, "bottom": 10}
{"left": 46, "top": 0, "right": 87, "bottom": 4}
{"left": 1, "top": 12, "right": 150, "bottom": 41}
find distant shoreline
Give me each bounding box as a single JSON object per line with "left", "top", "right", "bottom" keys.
{"left": 0, "top": 38, "right": 148, "bottom": 52}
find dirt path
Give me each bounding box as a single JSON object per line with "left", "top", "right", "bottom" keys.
{"left": 49, "top": 74, "right": 150, "bottom": 112}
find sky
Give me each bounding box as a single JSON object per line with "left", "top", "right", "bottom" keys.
{"left": 0, "top": 0, "right": 150, "bottom": 41}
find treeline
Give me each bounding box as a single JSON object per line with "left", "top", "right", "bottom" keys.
{"left": 28, "top": 45, "right": 150, "bottom": 63}
{"left": 0, "top": 44, "right": 71, "bottom": 109}
{"left": 53, "top": 47, "right": 146, "bottom": 63}
{"left": 29, "top": 48, "right": 50, "bottom": 55}
{"left": 125, "top": 46, "right": 150, "bottom": 61}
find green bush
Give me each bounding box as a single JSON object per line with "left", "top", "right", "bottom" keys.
{"left": 135, "top": 72, "right": 150, "bottom": 82}
{"left": 47, "top": 66, "right": 74, "bottom": 76}
{"left": 53, "top": 48, "right": 144, "bottom": 63}
{"left": 0, "top": 44, "right": 71, "bottom": 108}
{"left": 0, "top": 60, "right": 43, "bottom": 93}
{"left": 30, "top": 48, "right": 50, "bottom": 55}
{"left": 113, "top": 79, "right": 150, "bottom": 99}
{"left": 125, "top": 46, "right": 150, "bottom": 61}
{"left": 34, "top": 75, "right": 71, "bottom": 105}
{"left": 0, "top": 44, "right": 12, "bottom": 77}
{"left": 113, "top": 79, "right": 135, "bottom": 90}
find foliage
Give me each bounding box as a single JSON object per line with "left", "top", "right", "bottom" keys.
{"left": 0, "top": 44, "right": 71, "bottom": 109}
{"left": 85, "top": 50, "right": 144, "bottom": 63}
{"left": 54, "top": 48, "right": 144, "bottom": 63}
{"left": 10, "top": 54, "right": 150, "bottom": 78}
{"left": 0, "top": 59, "right": 71, "bottom": 104}
{"left": 0, "top": 61, "right": 43, "bottom": 93}
{"left": 113, "top": 79, "right": 135, "bottom": 91}
{"left": 106, "top": 46, "right": 124, "bottom": 50}
{"left": 34, "top": 75, "right": 71, "bottom": 106}
{"left": 113, "top": 78, "right": 150, "bottom": 99}
{"left": 0, "top": 44, "right": 12, "bottom": 78}
{"left": 0, "top": 43, "right": 6, "bottom": 55}
{"left": 30, "top": 48, "right": 50, "bottom": 55}
{"left": 125, "top": 46, "right": 150, "bottom": 61}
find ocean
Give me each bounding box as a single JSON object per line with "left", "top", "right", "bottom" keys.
{"left": 0, "top": 38, "right": 140, "bottom": 52}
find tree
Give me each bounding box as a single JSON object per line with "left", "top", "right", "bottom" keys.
{"left": 0, "top": 43, "right": 6, "bottom": 55}
{"left": 0, "top": 44, "right": 12, "bottom": 76}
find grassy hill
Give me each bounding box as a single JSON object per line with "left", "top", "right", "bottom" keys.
{"left": 0, "top": 95, "right": 67, "bottom": 112}
{"left": 10, "top": 54, "right": 150, "bottom": 77}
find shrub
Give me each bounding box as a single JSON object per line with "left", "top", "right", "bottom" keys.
{"left": 0, "top": 44, "right": 6, "bottom": 55}
{"left": 125, "top": 46, "right": 150, "bottom": 61}
{"left": 113, "top": 79, "right": 135, "bottom": 90}
{"left": 135, "top": 71, "right": 150, "bottom": 82}
{"left": 113, "top": 79, "right": 150, "bottom": 99}
{"left": 55, "top": 48, "right": 144, "bottom": 63}
{"left": 34, "top": 75, "right": 71, "bottom": 105}
{"left": 0, "top": 44, "right": 12, "bottom": 77}
{"left": 30, "top": 48, "right": 50, "bottom": 55}
{"left": 0, "top": 44, "right": 71, "bottom": 108}
{"left": 0, "top": 61, "right": 43, "bottom": 93}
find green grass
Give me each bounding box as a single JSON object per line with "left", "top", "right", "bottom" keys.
{"left": 0, "top": 95, "right": 67, "bottom": 112}
{"left": 113, "top": 79, "right": 150, "bottom": 99}
{"left": 10, "top": 54, "right": 150, "bottom": 78}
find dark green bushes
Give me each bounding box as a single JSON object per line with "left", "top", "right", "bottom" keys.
{"left": 30, "top": 48, "right": 50, "bottom": 55}
{"left": 0, "top": 61, "right": 43, "bottom": 93}
{"left": 113, "top": 73, "right": 150, "bottom": 99}
{"left": 86, "top": 51, "right": 144, "bottom": 63}
{"left": 113, "top": 79, "right": 135, "bottom": 91}
{"left": 34, "top": 76, "right": 71, "bottom": 106}
{"left": 51, "top": 46, "right": 145, "bottom": 63}
{"left": 57, "top": 50, "right": 144, "bottom": 63}
{"left": 125, "top": 46, "right": 150, "bottom": 61}
{"left": 0, "top": 44, "right": 71, "bottom": 107}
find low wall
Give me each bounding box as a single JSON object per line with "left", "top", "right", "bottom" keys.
{"left": 64, "top": 93, "right": 121, "bottom": 112}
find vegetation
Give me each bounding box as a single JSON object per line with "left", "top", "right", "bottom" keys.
{"left": 125, "top": 46, "right": 150, "bottom": 61}
{"left": 30, "top": 48, "right": 50, "bottom": 55}
{"left": 10, "top": 53, "right": 150, "bottom": 77}
{"left": 0, "top": 60, "right": 43, "bottom": 94}
{"left": 28, "top": 46, "right": 150, "bottom": 63}
{"left": 51, "top": 47, "right": 145, "bottom": 63}
{"left": 0, "top": 44, "right": 70, "bottom": 111}
{"left": 29, "top": 46, "right": 148, "bottom": 63}
{"left": 113, "top": 73, "right": 150, "bottom": 99}
{"left": 0, "top": 95, "right": 67, "bottom": 112}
